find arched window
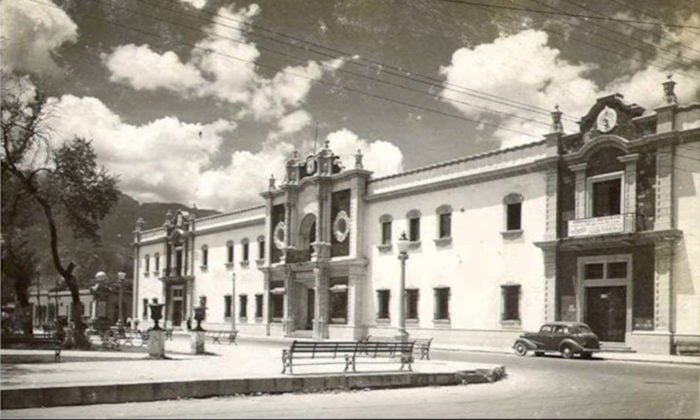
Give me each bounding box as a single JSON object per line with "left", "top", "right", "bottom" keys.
{"left": 153, "top": 252, "right": 160, "bottom": 274}
{"left": 226, "top": 241, "right": 234, "bottom": 265}
{"left": 503, "top": 193, "right": 524, "bottom": 232}
{"left": 144, "top": 254, "right": 150, "bottom": 275}
{"left": 241, "top": 238, "right": 250, "bottom": 263}
{"left": 435, "top": 205, "right": 453, "bottom": 239}
{"left": 257, "top": 235, "right": 265, "bottom": 260}
{"left": 201, "top": 245, "right": 208, "bottom": 267}
{"left": 379, "top": 214, "right": 393, "bottom": 245}
{"left": 406, "top": 209, "right": 421, "bottom": 242}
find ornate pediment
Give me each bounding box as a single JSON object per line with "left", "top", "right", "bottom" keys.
{"left": 579, "top": 94, "right": 645, "bottom": 141}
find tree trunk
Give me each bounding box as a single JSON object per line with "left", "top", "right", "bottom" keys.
{"left": 14, "top": 284, "right": 33, "bottom": 335}
{"left": 62, "top": 272, "right": 91, "bottom": 349}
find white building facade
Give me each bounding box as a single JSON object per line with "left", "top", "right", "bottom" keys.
{"left": 132, "top": 80, "right": 700, "bottom": 354}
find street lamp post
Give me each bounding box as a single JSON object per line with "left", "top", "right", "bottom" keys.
{"left": 396, "top": 231, "right": 410, "bottom": 342}
{"left": 116, "top": 272, "right": 126, "bottom": 330}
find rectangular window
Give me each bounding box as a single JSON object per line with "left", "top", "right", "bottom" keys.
{"left": 381, "top": 221, "right": 392, "bottom": 245}
{"left": 239, "top": 295, "right": 248, "bottom": 319}
{"left": 227, "top": 244, "right": 234, "bottom": 264}
{"left": 202, "top": 248, "right": 208, "bottom": 266}
{"left": 377, "top": 290, "right": 390, "bottom": 319}
{"left": 270, "top": 294, "right": 284, "bottom": 320}
{"left": 330, "top": 291, "right": 348, "bottom": 323}
{"left": 584, "top": 263, "right": 604, "bottom": 280}
{"left": 592, "top": 178, "right": 621, "bottom": 217}
{"left": 434, "top": 287, "right": 450, "bottom": 320}
{"left": 406, "top": 289, "right": 419, "bottom": 319}
{"left": 224, "top": 295, "right": 232, "bottom": 318}
{"left": 255, "top": 294, "right": 263, "bottom": 318}
{"left": 439, "top": 213, "right": 451, "bottom": 238}
{"left": 154, "top": 255, "right": 160, "bottom": 273}
{"left": 243, "top": 243, "right": 249, "bottom": 262}
{"left": 608, "top": 261, "right": 628, "bottom": 278}
{"left": 142, "top": 298, "right": 148, "bottom": 319}
{"left": 409, "top": 217, "right": 420, "bottom": 241}
{"left": 258, "top": 240, "right": 265, "bottom": 259}
{"left": 502, "top": 285, "right": 521, "bottom": 321}
{"left": 507, "top": 203, "right": 522, "bottom": 231}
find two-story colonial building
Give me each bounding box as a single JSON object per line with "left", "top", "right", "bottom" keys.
{"left": 132, "top": 78, "right": 699, "bottom": 354}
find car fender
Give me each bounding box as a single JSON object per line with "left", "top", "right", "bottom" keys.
{"left": 559, "top": 338, "right": 584, "bottom": 352}
{"left": 513, "top": 338, "right": 538, "bottom": 350}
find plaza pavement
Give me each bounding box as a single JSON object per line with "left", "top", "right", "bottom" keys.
{"left": 0, "top": 333, "right": 505, "bottom": 409}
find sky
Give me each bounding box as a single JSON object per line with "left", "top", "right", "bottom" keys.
{"left": 2, "top": 0, "right": 700, "bottom": 212}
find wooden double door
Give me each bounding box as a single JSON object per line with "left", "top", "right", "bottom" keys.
{"left": 585, "top": 286, "right": 626, "bottom": 342}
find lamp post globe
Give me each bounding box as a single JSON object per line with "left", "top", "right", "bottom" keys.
{"left": 396, "top": 231, "right": 410, "bottom": 342}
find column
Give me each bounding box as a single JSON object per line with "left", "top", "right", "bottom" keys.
{"left": 542, "top": 244, "right": 557, "bottom": 323}
{"left": 654, "top": 242, "right": 673, "bottom": 332}
{"left": 313, "top": 266, "right": 329, "bottom": 340}
{"left": 655, "top": 145, "right": 674, "bottom": 231}
{"left": 618, "top": 153, "right": 639, "bottom": 233}
{"left": 570, "top": 163, "right": 588, "bottom": 220}
{"left": 282, "top": 268, "right": 295, "bottom": 334}
{"left": 262, "top": 271, "right": 271, "bottom": 335}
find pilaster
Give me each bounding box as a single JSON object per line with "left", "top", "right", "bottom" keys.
{"left": 313, "top": 266, "right": 329, "bottom": 340}
{"left": 262, "top": 271, "right": 271, "bottom": 335}
{"left": 541, "top": 244, "right": 557, "bottom": 322}
{"left": 282, "top": 268, "right": 295, "bottom": 334}
{"left": 570, "top": 163, "right": 588, "bottom": 219}
{"left": 654, "top": 242, "right": 673, "bottom": 332}
{"left": 544, "top": 166, "right": 559, "bottom": 241}
{"left": 655, "top": 145, "right": 674, "bottom": 230}
{"left": 618, "top": 153, "right": 639, "bottom": 233}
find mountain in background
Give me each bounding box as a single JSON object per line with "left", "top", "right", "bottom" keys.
{"left": 21, "top": 193, "right": 219, "bottom": 293}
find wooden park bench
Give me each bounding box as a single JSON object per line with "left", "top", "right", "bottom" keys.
{"left": 1, "top": 332, "right": 63, "bottom": 362}
{"left": 281, "top": 340, "right": 415, "bottom": 374}
{"left": 364, "top": 335, "right": 433, "bottom": 360}
{"left": 203, "top": 329, "right": 239, "bottom": 345}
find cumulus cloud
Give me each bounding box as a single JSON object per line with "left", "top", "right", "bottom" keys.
{"left": 102, "top": 3, "right": 344, "bottom": 120}
{"left": 1, "top": 0, "right": 78, "bottom": 75}
{"left": 440, "top": 16, "right": 700, "bottom": 149}
{"left": 325, "top": 129, "right": 404, "bottom": 177}
{"left": 44, "top": 95, "right": 237, "bottom": 206}
{"left": 180, "top": 0, "right": 207, "bottom": 9}
{"left": 440, "top": 29, "right": 599, "bottom": 148}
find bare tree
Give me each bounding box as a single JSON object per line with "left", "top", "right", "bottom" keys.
{"left": 1, "top": 72, "right": 120, "bottom": 348}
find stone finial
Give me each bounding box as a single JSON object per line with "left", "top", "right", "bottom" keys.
{"left": 163, "top": 210, "right": 173, "bottom": 227}
{"left": 551, "top": 104, "right": 563, "bottom": 133}
{"left": 355, "top": 149, "right": 364, "bottom": 169}
{"left": 324, "top": 139, "right": 330, "bottom": 149}
{"left": 269, "top": 174, "right": 276, "bottom": 190}
{"left": 663, "top": 74, "right": 677, "bottom": 105}
{"left": 135, "top": 217, "right": 145, "bottom": 232}
{"left": 292, "top": 150, "right": 299, "bottom": 160}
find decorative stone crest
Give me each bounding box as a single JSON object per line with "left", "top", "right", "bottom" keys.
{"left": 596, "top": 106, "right": 617, "bottom": 133}
{"left": 273, "top": 221, "right": 287, "bottom": 250}
{"left": 333, "top": 210, "right": 351, "bottom": 243}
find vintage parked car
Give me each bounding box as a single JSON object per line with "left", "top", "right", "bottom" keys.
{"left": 513, "top": 322, "right": 601, "bottom": 359}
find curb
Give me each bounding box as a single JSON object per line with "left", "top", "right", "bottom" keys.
{"left": 1, "top": 366, "right": 506, "bottom": 410}
{"left": 433, "top": 346, "right": 700, "bottom": 366}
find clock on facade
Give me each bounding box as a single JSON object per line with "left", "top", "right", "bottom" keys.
{"left": 596, "top": 106, "right": 617, "bottom": 133}
{"left": 305, "top": 158, "right": 317, "bottom": 175}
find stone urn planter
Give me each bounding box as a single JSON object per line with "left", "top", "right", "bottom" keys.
{"left": 149, "top": 303, "right": 165, "bottom": 330}
{"left": 193, "top": 306, "right": 206, "bottom": 331}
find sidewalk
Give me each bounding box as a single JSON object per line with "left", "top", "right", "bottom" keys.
{"left": 432, "top": 342, "right": 700, "bottom": 366}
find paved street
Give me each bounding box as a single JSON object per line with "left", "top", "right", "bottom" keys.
{"left": 4, "top": 350, "right": 698, "bottom": 419}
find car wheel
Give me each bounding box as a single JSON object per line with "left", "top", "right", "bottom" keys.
{"left": 561, "top": 344, "right": 574, "bottom": 359}
{"left": 514, "top": 342, "right": 528, "bottom": 356}
{"left": 581, "top": 352, "right": 592, "bottom": 359}
{"left": 534, "top": 351, "right": 545, "bottom": 357}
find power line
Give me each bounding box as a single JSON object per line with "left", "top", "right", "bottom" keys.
{"left": 97, "top": 0, "right": 554, "bottom": 128}
{"left": 430, "top": 0, "right": 700, "bottom": 30}
{"left": 532, "top": 0, "right": 697, "bottom": 66}
{"left": 24, "top": 0, "right": 543, "bottom": 139}
{"left": 434, "top": 0, "right": 700, "bottom": 82}
{"left": 152, "top": 0, "right": 578, "bottom": 123}
{"left": 613, "top": 0, "right": 700, "bottom": 39}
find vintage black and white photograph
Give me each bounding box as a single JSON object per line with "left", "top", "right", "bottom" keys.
{"left": 1, "top": 0, "right": 699, "bottom": 418}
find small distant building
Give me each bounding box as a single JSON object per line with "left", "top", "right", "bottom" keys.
{"left": 133, "top": 77, "right": 699, "bottom": 354}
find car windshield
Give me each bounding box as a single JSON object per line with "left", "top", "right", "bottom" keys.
{"left": 578, "top": 325, "right": 592, "bottom": 333}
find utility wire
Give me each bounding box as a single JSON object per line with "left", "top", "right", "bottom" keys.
{"left": 436, "top": 0, "right": 700, "bottom": 82}
{"left": 430, "top": 0, "right": 700, "bottom": 30}
{"left": 548, "top": 0, "right": 698, "bottom": 66}
{"left": 25, "top": 0, "right": 543, "bottom": 138}
{"left": 153, "top": 0, "right": 577, "bottom": 123}
{"left": 98, "top": 0, "right": 554, "bottom": 128}
{"left": 613, "top": 0, "right": 700, "bottom": 39}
